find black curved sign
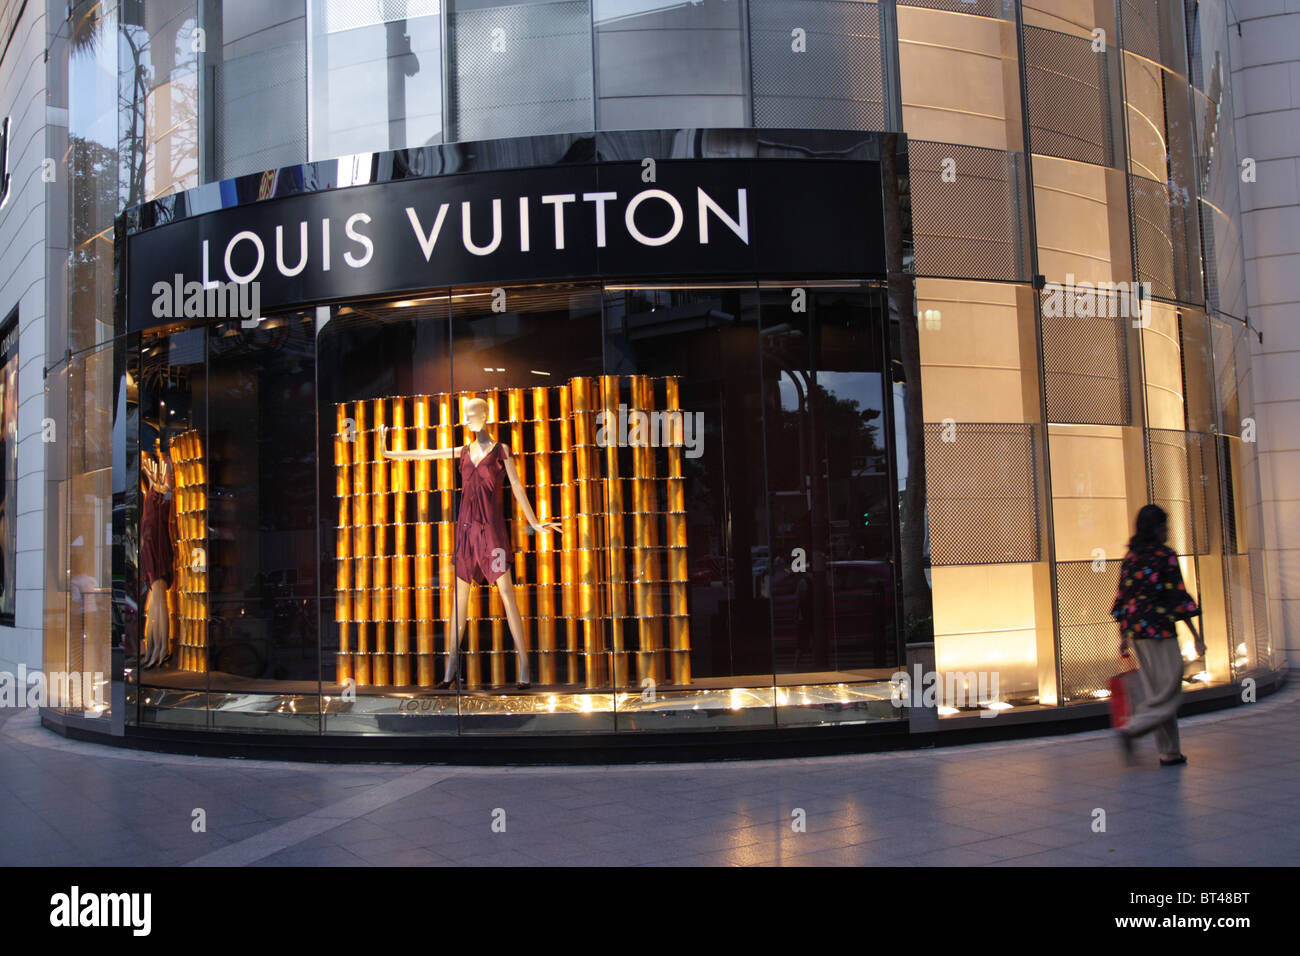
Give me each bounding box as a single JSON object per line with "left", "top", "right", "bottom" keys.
{"left": 126, "top": 158, "right": 884, "bottom": 332}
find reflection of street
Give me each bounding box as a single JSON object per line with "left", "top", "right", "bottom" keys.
{"left": 770, "top": 560, "right": 894, "bottom": 671}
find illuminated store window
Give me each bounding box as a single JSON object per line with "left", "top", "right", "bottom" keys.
{"left": 132, "top": 325, "right": 214, "bottom": 726}
{"left": 755, "top": 284, "right": 897, "bottom": 685}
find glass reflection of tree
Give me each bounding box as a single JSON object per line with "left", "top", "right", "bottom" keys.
{"left": 768, "top": 369, "right": 885, "bottom": 670}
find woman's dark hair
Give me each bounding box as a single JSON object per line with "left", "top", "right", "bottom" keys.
{"left": 1128, "top": 504, "right": 1168, "bottom": 552}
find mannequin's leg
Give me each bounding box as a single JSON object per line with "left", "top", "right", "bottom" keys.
{"left": 446, "top": 577, "right": 472, "bottom": 682}
{"left": 495, "top": 570, "right": 531, "bottom": 684}
{"left": 145, "top": 580, "right": 169, "bottom": 668}
{"left": 143, "top": 584, "right": 158, "bottom": 667}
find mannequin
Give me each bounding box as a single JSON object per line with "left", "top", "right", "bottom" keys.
{"left": 140, "top": 440, "right": 175, "bottom": 669}
{"left": 381, "top": 397, "right": 561, "bottom": 689}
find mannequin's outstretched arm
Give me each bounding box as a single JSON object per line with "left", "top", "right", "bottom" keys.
{"left": 378, "top": 424, "right": 460, "bottom": 460}
{"left": 503, "top": 456, "right": 561, "bottom": 534}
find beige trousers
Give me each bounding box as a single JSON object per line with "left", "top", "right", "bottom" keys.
{"left": 1125, "top": 636, "right": 1184, "bottom": 755}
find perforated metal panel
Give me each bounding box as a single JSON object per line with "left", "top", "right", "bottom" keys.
{"left": 1119, "top": 0, "right": 1161, "bottom": 64}
{"left": 1218, "top": 434, "right": 1239, "bottom": 554}
{"left": 897, "top": 0, "right": 1006, "bottom": 18}
{"left": 1057, "top": 558, "right": 1123, "bottom": 702}
{"left": 323, "top": 0, "right": 442, "bottom": 33}
{"left": 212, "top": 41, "right": 307, "bottom": 181}
{"left": 1130, "top": 174, "right": 1177, "bottom": 300}
{"left": 1200, "top": 204, "right": 1220, "bottom": 311}
{"left": 749, "top": 0, "right": 886, "bottom": 131}
{"left": 447, "top": 1, "right": 595, "bottom": 142}
{"left": 924, "top": 423, "right": 1040, "bottom": 565}
{"left": 1147, "top": 428, "right": 1209, "bottom": 555}
{"left": 1042, "top": 306, "right": 1131, "bottom": 425}
{"left": 1130, "top": 173, "right": 1201, "bottom": 305}
{"left": 1024, "top": 26, "right": 1115, "bottom": 167}
{"left": 908, "top": 141, "right": 1030, "bottom": 281}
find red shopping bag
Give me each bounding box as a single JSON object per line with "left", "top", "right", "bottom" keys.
{"left": 1108, "top": 668, "right": 1144, "bottom": 728}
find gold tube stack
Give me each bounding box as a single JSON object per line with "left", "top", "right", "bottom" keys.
{"left": 335, "top": 406, "right": 353, "bottom": 683}
{"left": 170, "top": 428, "right": 208, "bottom": 673}
{"left": 391, "top": 398, "right": 410, "bottom": 686}
{"left": 533, "top": 387, "right": 557, "bottom": 684}
{"left": 664, "top": 378, "right": 691, "bottom": 685}
{"left": 600, "top": 376, "right": 628, "bottom": 687}
{"left": 331, "top": 377, "right": 689, "bottom": 691}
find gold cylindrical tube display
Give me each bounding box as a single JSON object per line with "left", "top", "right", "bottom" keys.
{"left": 169, "top": 428, "right": 208, "bottom": 673}
{"left": 332, "top": 376, "right": 690, "bottom": 692}
{"left": 559, "top": 384, "right": 580, "bottom": 685}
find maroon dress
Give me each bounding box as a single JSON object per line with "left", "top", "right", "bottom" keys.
{"left": 453, "top": 441, "right": 515, "bottom": 585}
{"left": 141, "top": 488, "right": 175, "bottom": 589}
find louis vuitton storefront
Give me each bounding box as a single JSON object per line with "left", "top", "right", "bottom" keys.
{"left": 103, "top": 129, "right": 930, "bottom": 752}
{"left": 39, "top": 0, "right": 1282, "bottom": 761}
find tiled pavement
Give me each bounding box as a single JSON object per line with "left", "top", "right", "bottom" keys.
{"left": 2, "top": 684, "right": 1298, "bottom": 866}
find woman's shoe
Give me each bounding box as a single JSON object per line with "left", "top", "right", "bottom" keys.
{"left": 1117, "top": 730, "right": 1136, "bottom": 765}
{"left": 516, "top": 681, "right": 531, "bottom": 690}
{"left": 1160, "top": 753, "right": 1188, "bottom": 766}
{"left": 437, "top": 675, "right": 459, "bottom": 691}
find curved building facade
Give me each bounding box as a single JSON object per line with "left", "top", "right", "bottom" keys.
{"left": 34, "top": 0, "right": 1284, "bottom": 755}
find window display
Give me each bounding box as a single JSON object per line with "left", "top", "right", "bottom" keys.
{"left": 336, "top": 376, "right": 691, "bottom": 692}
{"left": 125, "top": 280, "right": 904, "bottom": 733}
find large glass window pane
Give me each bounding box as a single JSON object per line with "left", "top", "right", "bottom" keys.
{"left": 205, "top": 313, "right": 321, "bottom": 732}
{"left": 759, "top": 285, "right": 897, "bottom": 681}
{"left": 448, "top": 285, "right": 607, "bottom": 727}
{"left": 318, "top": 295, "right": 455, "bottom": 734}
{"left": 603, "top": 283, "right": 774, "bottom": 727}
{"left": 594, "top": 0, "right": 745, "bottom": 130}
{"left": 308, "top": 0, "right": 443, "bottom": 160}
{"left": 64, "top": 0, "right": 120, "bottom": 352}
{"left": 43, "top": 364, "right": 71, "bottom": 710}
{"left": 119, "top": 0, "right": 200, "bottom": 206}
{"left": 133, "top": 325, "right": 209, "bottom": 726}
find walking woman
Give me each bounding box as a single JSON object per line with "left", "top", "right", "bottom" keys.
{"left": 1111, "top": 504, "right": 1206, "bottom": 766}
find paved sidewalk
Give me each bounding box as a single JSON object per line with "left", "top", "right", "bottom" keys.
{"left": 2, "top": 685, "right": 1297, "bottom": 866}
